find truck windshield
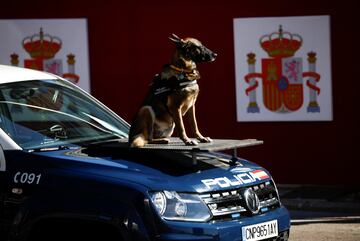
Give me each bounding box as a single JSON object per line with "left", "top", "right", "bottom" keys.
{"left": 0, "top": 79, "right": 129, "bottom": 150}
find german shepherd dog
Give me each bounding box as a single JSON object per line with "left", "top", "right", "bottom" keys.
{"left": 129, "top": 34, "right": 217, "bottom": 148}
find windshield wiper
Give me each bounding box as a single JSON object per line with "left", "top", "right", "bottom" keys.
{"left": 83, "top": 138, "right": 126, "bottom": 148}
{"left": 28, "top": 145, "right": 74, "bottom": 152}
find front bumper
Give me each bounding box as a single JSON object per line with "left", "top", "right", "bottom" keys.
{"left": 156, "top": 206, "right": 290, "bottom": 241}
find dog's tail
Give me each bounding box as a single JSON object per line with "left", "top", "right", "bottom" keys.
{"left": 130, "top": 134, "right": 148, "bottom": 148}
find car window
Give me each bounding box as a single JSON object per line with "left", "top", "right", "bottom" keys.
{"left": 0, "top": 79, "right": 129, "bottom": 150}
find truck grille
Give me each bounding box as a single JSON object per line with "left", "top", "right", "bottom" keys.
{"left": 200, "top": 181, "right": 280, "bottom": 220}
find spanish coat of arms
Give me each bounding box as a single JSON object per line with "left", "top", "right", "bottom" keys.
{"left": 244, "top": 25, "right": 321, "bottom": 114}
{"left": 9, "top": 28, "right": 80, "bottom": 85}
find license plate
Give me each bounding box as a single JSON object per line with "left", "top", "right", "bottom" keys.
{"left": 242, "top": 220, "right": 278, "bottom": 241}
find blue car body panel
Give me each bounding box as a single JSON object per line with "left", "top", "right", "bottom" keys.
{"left": 1, "top": 146, "right": 290, "bottom": 241}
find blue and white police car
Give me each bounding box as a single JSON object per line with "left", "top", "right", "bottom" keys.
{"left": 0, "top": 64, "right": 290, "bottom": 241}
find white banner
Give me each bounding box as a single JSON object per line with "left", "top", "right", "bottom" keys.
{"left": 0, "top": 19, "right": 90, "bottom": 92}
{"left": 234, "top": 16, "right": 332, "bottom": 121}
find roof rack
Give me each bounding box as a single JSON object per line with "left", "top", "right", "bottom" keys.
{"left": 117, "top": 138, "right": 263, "bottom": 165}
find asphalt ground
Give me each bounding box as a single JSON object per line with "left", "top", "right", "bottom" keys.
{"left": 290, "top": 223, "right": 360, "bottom": 241}
{"left": 278, "top": 184, "right": 360, "bottom": 241}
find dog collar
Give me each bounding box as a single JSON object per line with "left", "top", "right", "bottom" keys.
{"left": 169, "top": 64, "right": 195, "bottom": 74}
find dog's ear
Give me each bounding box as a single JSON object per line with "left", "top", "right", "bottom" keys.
{"left": 169, "top": 33, "right": 185, "bottom": 47}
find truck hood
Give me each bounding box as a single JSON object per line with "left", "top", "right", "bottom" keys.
{"left": 35, "top": 147, "right": 271, "bottom": 193}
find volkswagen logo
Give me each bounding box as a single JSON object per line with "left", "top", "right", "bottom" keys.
{"left": 243, "top": 188, "right": 260, "bottom": 214}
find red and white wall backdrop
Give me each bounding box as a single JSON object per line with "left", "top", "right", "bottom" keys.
{"left": 0, "top": 0, "right": 358, "bottom": 185}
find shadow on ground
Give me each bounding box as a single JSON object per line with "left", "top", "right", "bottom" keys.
{"left": 278, "top": 184, "right": 360, "bottom": 223}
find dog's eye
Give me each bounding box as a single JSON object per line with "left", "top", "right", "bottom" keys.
{"left": 195, "top": 48, "right": 201, "bottom": 54}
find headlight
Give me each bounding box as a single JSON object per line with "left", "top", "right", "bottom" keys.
{"left": 150, "top": 191, "right": 212, "bottom": 222}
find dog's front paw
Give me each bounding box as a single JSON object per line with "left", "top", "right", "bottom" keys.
{"left": 184, "top": 139, "right": 198, "bottom": 146}
{"left": 197, "top": 136, "right": 212, "bottom": 143}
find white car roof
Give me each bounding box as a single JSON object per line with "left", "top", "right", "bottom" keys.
{"left": 0, "top": 64, "right": 57, "bottom": 84}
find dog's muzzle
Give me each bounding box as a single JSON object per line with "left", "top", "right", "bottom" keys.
{"left": 210, "top": 52, "right": 217, "bottom": 62}
{"left": 203, "top": 52, "right": 217, "bottom": 62}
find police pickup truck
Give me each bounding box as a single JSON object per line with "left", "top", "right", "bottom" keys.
{"left": 0, "top": 64, "right": 290, "bottom": 241}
